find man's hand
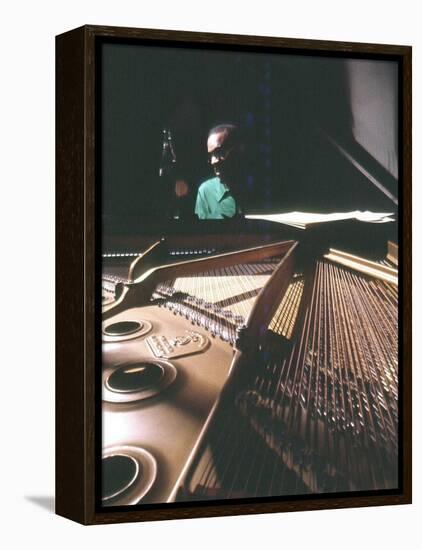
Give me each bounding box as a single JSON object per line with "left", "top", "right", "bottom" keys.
{"left": 175, "top": 179, "right": 189, "bottom": 198}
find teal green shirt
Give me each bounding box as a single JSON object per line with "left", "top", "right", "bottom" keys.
{"left": 195, "top": 177, "right": 238, "bottom": 219}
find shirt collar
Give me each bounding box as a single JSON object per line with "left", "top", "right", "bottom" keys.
{"left": 213, "top": 177, "right": 231, "bottom": 202}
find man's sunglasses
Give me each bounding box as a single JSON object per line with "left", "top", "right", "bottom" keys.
{"left": 207, "top": 145, "right": 234, "bottom": 163}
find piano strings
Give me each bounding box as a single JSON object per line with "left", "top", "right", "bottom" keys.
{"left": 180, "top": 258, "right": 398, "bottom": 499}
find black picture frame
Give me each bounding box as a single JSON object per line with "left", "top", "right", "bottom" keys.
{"left": 56, "top": 24, "right": 412, "bottom": 525}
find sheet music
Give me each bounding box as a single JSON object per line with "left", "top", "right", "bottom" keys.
{"left": 245, "top": 210, "right": 395, "bottom": 229}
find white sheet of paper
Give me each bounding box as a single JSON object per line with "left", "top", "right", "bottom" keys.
{"left": 245, "top": 211, "right": 395, "bottom": 228}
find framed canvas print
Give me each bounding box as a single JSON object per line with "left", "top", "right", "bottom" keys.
{"left": 56, "top": 25, "right": 411, "bottom": 525}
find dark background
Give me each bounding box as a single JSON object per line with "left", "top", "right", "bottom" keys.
{"left": 101, "top": 43, "right": 398, "bottom": 232}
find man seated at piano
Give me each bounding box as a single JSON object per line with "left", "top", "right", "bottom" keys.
{"left": 195, "top": 123, "right": 244, "bottom": 219}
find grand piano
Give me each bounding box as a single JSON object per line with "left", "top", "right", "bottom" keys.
{"left": 100, "top": 214, "right": 398, "bottom": 506}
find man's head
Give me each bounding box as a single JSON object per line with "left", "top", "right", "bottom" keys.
{"left": 207, "top": 124, "right": 243, "bottom": 186}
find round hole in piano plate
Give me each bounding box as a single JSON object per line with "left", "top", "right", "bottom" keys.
{"left": 106, "top": 362, "right": 165, "bottom": 393}
{"left": 102, "top": 446, "right": 157, "bottom": 505}
{"left": 102, "top": 358, "right": 177, "bottom": 403}
{"left": 104, "top": 320, "right": 144, "bottom": 336}
{"left": 102, "top": 454, "right": 140, "bottom": 502}
{"left": 102, "top": 318, "right": 152, "bottom": 342}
